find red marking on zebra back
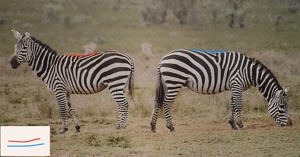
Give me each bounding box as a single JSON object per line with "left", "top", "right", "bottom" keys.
{"left": 65, "top": 51, "right": 101, "bottom": 57}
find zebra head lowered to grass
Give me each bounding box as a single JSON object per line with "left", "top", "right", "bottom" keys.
{"left": 150, "top": 49, "right": 292, "bottom": 132}
{"left": 10, "top": 30, "right": 135, "bottom": 134}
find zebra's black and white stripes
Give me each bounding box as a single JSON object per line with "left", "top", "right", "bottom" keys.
{"left": 150, "top": 49, "right": 292, "bottom": 132}
{"left": 10, "top": 30, "right": 134, "bottom": 133}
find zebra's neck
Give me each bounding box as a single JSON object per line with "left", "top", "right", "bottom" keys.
{"left": 28, "top": 38, "right": 59, "bottom": 82}
{"left": 251, "top": 59, "right": 282, "bottom": 102}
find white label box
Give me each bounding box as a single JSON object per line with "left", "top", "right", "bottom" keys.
{"left": 1, "top": 126, "right": 50, "bottom": 156}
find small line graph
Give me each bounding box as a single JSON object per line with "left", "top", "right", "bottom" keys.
{"left": 1, "top": 126, "right": 50, "bottom": 156}
{"left": 6, "top": 137, "right": 45, "bottom": 148}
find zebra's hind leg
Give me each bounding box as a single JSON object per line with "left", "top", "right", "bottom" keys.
{"left": 108, "top": 82, "right": 129, "bottom": 129}
{"left": 228, "top": 112, "right": 237, "bottom": 130}
{"left": 163, "top": 102, "right": 174, "bottom": 132}
{"left": 116, "top": 100, "right": 129, "bottom": 129}
{"left": 162, "top": 83, "right": 182, "bottom": 132}
{"left": 111, "top": 91, "right": 129, "bottom": 129}
{"left": 150, "top": 102, "right": 161, "bottom": 132}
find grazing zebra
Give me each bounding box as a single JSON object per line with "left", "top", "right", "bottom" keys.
{"left": 150, "top": 49, "right": 292, "bottom": 132}
{"left": 10, "top": 30, "right": 135, "bottom": 134}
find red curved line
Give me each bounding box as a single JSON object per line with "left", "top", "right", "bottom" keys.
{"left": 8, "top": 138, "right": 41, "bottom": 143}
{"left": 65, "top": 51, "right": 100, "bottom": 57}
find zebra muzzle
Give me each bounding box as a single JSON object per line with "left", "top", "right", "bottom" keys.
{"left": 10, "top": 56, "right": 20, "bottom": 69}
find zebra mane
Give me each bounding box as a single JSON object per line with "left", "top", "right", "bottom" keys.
{"left": 30, "top": 36, "right": 58, "bottom": 55}
{"left": 250, "top": 57, "right": 283, "bottom": 90}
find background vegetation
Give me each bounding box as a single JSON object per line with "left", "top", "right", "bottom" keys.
{"left": 0, "top": 0, "right": 299, "bottom": 156}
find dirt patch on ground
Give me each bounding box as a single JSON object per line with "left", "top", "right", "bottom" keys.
{"left": 245, "top": 123, "right": 276, "bottom": 130}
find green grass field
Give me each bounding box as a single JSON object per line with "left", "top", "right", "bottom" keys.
{"left": 0, "top": 0, "right": 300, "bottom": 156}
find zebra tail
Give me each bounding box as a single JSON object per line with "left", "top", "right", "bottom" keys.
{"left": 156, "top": 68, "right": 165, "bottom": 108}
{"left": 128, "top": 63, "right": 136, "bottom": 106}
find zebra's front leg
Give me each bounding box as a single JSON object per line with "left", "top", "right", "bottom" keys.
{"left": 67, "top": 94, "right": 80, "bottom": 133}
{"left": 234, "top": 95, "right": 243, "bottom": 129}
{"left": 150, "top": 102, "right": 161, "bottom": 133}
{"left": 230, "top": 86, "right": 244, "bottom": 129}
{"left": 228, "top": 96, "right": 237, "bottom": 130}
{"left": 163, "top": 102, "right": 174, "bottom": 132}
{"left": 55, "top": 91, "right": 69, "bottom": 134}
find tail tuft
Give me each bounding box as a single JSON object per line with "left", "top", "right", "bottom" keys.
{"left": 155, "top": 67, "right": 165, "bottom": 107}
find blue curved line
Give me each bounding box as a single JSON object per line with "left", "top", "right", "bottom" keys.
{"left": 7, "top": 143, "right": 45, "bottom": 147}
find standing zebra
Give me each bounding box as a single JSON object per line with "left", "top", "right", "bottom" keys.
{"left": 10, "top": 30, "right": 135, "bottom": 134}
{"left": 150, "top": 49, "right": 292, "bottom": 132}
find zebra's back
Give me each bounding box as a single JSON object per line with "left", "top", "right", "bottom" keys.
{"left": 159, "top": 49, "right": 251, "bottom": 94}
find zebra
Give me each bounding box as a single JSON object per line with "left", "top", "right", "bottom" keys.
{"left": 10, "top": 30, "right": 135, "bottom": 134}
{"left": 150, "top": 49, "right": 292, "bottom": 132}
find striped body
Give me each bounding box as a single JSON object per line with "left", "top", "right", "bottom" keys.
{"left": 160, "top": 49, "right": 251, "bottom": 95}
{"left": 10, "top": 31, "right": 134, "bottom": 133}
{"left": 40, "top": 51, "right": 133, "bottom": 96}
{"left": 150, "top": 49, "right": 291, "bottom": 132}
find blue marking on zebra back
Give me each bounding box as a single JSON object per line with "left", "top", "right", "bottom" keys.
{"left": 189, "top": 49, "right": 227, "bottom": 54}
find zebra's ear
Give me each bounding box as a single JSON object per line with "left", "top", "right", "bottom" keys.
{"left": 284, "top": 87, "right": 289, "bottom": 96}
{"left": 11, "top": 29, "right": 22, "bottom": 40}
{"left": 24, "top": 32, "right": 31, "bottom": 38}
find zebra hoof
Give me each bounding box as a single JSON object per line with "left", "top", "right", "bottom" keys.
{"left": 167, "top": 125, "right": 175, "bottom": 132}
{"left": 116, "top": 124, "right": 126, "bottom": 130}
{"left": 150, "top": 122, "right": 156, "bottom": 133}
{"left": 228, "top": 120, "right": 238, "bottom": 130}
{"left": 75, "top": 126, "right": 80, "bottom": 133}
{"left": 59, "top": 128, "right": 68, "bottom": 134}
{"left": 236, "top": 121, "right": 244, "bottom": 129}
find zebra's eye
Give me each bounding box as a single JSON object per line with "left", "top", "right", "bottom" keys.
{"left": 22, "top": 45, "right": 28, "bottom": 50}
{"left": 277, "top": 90, "right": 286, "bottom": 98}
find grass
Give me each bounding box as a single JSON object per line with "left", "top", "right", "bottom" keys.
{"left": 48, "top": 118, "right": 300, "bottom": 157}
{"left": 0, "top": 0, "right": 300, "bottom": 156}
